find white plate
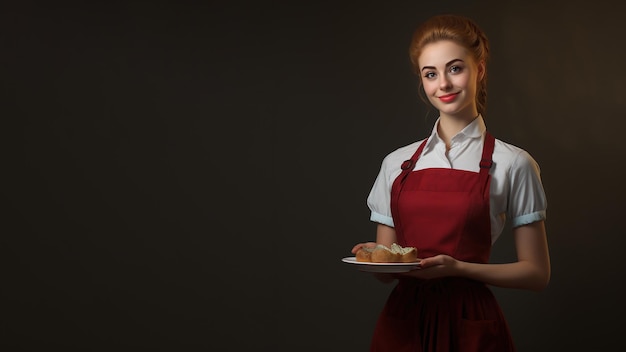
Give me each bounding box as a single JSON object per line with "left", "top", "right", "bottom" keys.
{"left": 341, "top": 257, "right": 421, "bottom": 273}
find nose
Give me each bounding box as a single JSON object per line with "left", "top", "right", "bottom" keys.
{"left": 439, "top": 74, "right": 452, "bottom": 90}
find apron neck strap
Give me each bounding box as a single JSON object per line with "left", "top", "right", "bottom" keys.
{"left": 400, "top": 132, "right": 495, "bottom": 182}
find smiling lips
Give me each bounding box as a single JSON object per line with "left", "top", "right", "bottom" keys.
{"left": 438, "top": 93, "right": 459, "bottom": 103}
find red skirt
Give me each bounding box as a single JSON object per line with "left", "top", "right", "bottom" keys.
{"left": 370, "top": 278, "right": 515, "bottom": 352}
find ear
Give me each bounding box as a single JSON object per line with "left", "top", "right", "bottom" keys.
{"left": 477, "top": 60, "right": 486, "bottom": 81}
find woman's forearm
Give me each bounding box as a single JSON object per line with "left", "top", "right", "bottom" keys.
{"left": 457, "top": 260, "right": 550, "bottom": 291}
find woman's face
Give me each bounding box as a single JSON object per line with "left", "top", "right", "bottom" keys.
{"left": 418, "top": 40, "right": 483, "bottom": 120}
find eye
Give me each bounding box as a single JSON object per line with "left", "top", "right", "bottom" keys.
{"left": 449, "top": 65, "right": 463, "bottom": 73}
{"left": 424, "top": 71, "right": 436, "bottom": 79}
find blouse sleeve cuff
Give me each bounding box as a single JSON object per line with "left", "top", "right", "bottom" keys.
{"left": 511, "top": 210, "right": 546, "bottom": 228}
{"left": 370, "top": 211, "right": 395, "bottom": 227}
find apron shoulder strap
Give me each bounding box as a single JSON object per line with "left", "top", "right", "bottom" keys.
{"left": 399, "top": 138, "right": 429, "bottom": 183}
{"left": 479, "top": 132, "right": 495, "bottom": 173}
{"left": 479, "top": 132, "right": 495, "bottom": 197}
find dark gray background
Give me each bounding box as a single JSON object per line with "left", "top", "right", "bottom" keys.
{"left": 3, "top": 0, "right": 625, "bottom": 351}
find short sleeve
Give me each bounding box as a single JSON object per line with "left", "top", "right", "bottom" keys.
{"left": 508, "top": 150, "right": 548, "bottom": 227}
{"left": 367, "top": 156, "right": 395, "bottom": 227}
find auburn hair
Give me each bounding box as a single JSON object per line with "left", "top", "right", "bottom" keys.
{"left": 408, "top": 14, "right": 490, "bottom": 115}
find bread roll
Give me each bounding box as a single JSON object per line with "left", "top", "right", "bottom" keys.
{"left": 355, "top": 246, "right": 373, "bottom": 262}
{"left": 355, "top": 243, "right": 418, "bottom": 263}
{"left": 370, "top": 245, "right": 400, "bottom": 263}
{"left": 391, "top": 243, "right": 418, "bottom": 263}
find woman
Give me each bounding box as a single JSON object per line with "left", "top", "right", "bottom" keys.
{"left": 351, "top": 14, "right": 550, "bottom": 351}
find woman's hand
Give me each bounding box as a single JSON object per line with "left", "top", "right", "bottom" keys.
{"left": 401, "top": 254, "right": 460, "bottom": 279}
{"left": 351, "top": 242, "right": 377, "bottom": 254}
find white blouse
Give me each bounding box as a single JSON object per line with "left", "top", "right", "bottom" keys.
{"left": 367, "top": 115, "right": 547, "bottom": 244}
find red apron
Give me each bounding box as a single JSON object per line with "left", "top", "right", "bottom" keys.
{"left": 370, "top": 133, "right": 515, "bottom": 352}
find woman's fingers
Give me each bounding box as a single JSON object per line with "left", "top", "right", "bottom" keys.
{"left": 351, "top": 242, "right": 377, "bottom": 253}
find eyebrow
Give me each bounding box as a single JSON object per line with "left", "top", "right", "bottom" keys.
{"left": 421, "top": 59, "right": 465, "bottom": 72}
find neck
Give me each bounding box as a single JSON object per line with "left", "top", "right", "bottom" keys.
{"left": 437, "top": 112, "right": 479, "bottom": 149}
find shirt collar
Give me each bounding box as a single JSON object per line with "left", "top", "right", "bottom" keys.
{"left": 423, "top": 114, "right": 487, "bottom": 154}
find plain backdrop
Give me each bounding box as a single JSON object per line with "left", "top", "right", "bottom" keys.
{"left": 3, "top": 0, "right": 625, "bottom": 351}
